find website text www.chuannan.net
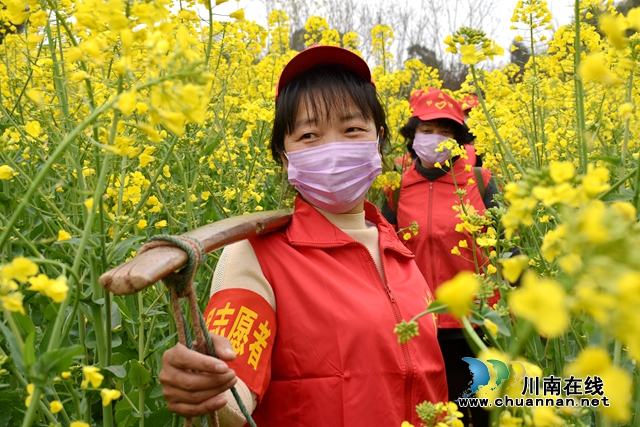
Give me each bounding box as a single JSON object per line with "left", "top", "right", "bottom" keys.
{"left": 457, "top": 396, "right": 611, "bottom": 408}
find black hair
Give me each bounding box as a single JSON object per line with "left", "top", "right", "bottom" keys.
{"left": 400, "top": 117, "right": 471, "bottom": 158}
{"left": 270, "top": 64, "right": 389, "bottom": 163}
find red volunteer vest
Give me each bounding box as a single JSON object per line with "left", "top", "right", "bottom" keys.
{"left": 395, "top": 159, "right": 493, "bottom": 329}
{"left": 248, "top": 197, "right": 447, "bottom": 426}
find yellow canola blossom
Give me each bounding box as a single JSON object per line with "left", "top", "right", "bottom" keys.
{"left": 81, "top": 366, "right": 104, "bottom": 388}
{"left": 435, "top": 271, "right": 480, "bottom": 319}
{"left": 508, "top": 271, "right": 569, "bottom": 337}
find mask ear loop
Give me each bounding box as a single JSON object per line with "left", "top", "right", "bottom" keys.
{"left": 377, "top": 126, "right": 385, "bottom": 145}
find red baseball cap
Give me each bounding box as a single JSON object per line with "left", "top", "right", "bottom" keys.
{"left": 275, "top": 44, "right": 373, "bottom": 100}
{"left": 460, "top": 94, "right": 479, "bottom": 111}
{"left": 409, "top": 88, "right": 464, "bottom": 125}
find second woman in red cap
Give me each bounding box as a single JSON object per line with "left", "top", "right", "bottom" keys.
{"left": 382, "top": 88, "right": 500, "bottom": 427}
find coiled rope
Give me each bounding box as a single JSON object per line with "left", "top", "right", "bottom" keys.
{"left": 138, "top": 235, "right": 257, "bottom": 427}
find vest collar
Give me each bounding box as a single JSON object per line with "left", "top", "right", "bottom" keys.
{"left": 403, "top": 156, "right": 469, "bottom": 187}
{"left": 286, "top": 196, "right": 413, "bottom": 257}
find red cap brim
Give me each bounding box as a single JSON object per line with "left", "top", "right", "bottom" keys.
{"left": 275, "top": 45, "right": 372, "bottom": 100}
{"left": 415, "top": 111, "right": 465, "bottom": 125}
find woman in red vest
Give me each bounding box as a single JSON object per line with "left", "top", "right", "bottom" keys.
{"left": 159, "top": 46, "right": 448, "bottom": 426}
{"left": 381, "top": 88, "right": 500, "bottom": 427}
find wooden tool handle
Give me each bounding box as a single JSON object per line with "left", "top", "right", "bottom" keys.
{"left": 99, "top": 210, "right": 293, "bottom": 295}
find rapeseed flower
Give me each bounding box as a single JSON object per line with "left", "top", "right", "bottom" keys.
{"left": 81, "top": 366, "right": 104, "bottom": 388}
{"left": 50, "top": 400, "right": 63, "bottom": 414}
{"left": 1, "top": 257, "right": 38, "bottom": 283}
{"left": 0, "top": 165, "right": 15, "bottom": 180}
{"left": 565, "top": 347, "right": 632, "bottom": 423}
{"left": 1, "top": 292, "right": 26, "bottom": 314}
{"left": 508, "top": 271, "right": 569, "bottom": 337}
{"left": 100, "top": 388, "right": 121, "bottom": 406}
{"left": 435, "top": 272, "right": 480, "bottom": 318}
{"left": 57, "top": 230, "right": 72, "bottom": 241}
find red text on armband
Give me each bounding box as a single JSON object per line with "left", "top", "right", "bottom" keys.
{"left": 203, "top": 288, "right": 276, "bottom": 397}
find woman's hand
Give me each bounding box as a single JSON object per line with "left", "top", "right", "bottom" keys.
{"left": 159, "top": 333, "right": 238, "bottom": 417}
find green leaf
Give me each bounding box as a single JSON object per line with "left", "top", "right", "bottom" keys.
{"left": 44, "top": 302, "right": 58, "bottom": 321}
{"left": 103, "top": 365, "right": 126, "bottom": 378}
{"left": 23, "top": 331, "right": 36, "bottom": 372}
{"left": 426, "top": 300, "right": 449, "bottom": 314}
{"left": 11, "top": 312, "right": 35, "bottom": 336}
{"left": 111, "top": 302, "right": 122, "bottom": 329}
{"left": 601, "top": 188, "right": 634, "bottom": 202}
{"left": 110, "top": 236, "right": 147, "bottom": 263}
{"left": 111, "top": 331, "right": 123, "bottom": 348}
{"left": 149, "top": 383, "right": 164, "bottom": 399}
{"left": 0, "top": 390, "right": 27, "bottom": 425}
{"left": 128, "top": 360, "right": 151, "bottom": 387}
{"left": 0, "top": 399, "right": 13, "bottom": 426}
{"left": 479, "top": 307, "right": 512, "bottom": 337}
{"left": 587, "top": 155, "right": 621, "bottom": 166}
{"left": 114, "top": 296, "right": 133, "bottom": 323}
{"left": 146, "top": 407, "right": 173, "bottom": 427}
{"left": 84, "top": 330, "right": 97, "bottom": 349}
{"left": 145, "top": 333, "right": 177, "bottom": 359}
{"left": 34, "top": 345, "right": 83, "bottom": 378}
{"left": 111, "top": 352, "right": 130, "bottom": 366}
{"left": 146, "top": 310, "right": 167, "bottom": 317}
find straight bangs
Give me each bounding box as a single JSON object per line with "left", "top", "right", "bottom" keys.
{"left": 271, "top": 64, "right": 388, "bottom": 162}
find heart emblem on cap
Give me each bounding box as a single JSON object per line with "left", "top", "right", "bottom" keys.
{"left": 435, "top": 101, "right": 447, "bottom": 109}
{"left": 426, "top": 100, "right": 433, "bottom": 106}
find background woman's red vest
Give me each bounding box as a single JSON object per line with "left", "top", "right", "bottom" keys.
{"left": 396, "top": 160, "right": 493, "bottom": 328}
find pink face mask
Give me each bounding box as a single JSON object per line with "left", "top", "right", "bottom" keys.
{"left": 285, "top": 140, "right": 382, "bottom": 213}
{"left": 412, "top": 133, "right": 452, "bottom": 165}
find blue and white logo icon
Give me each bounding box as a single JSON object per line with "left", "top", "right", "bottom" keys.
{"left": 461, "top": 357, "right": 526, "bottom": 397}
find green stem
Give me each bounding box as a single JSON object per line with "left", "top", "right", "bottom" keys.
{"left": 0, "top": 73, "right": 194, "bottom": 250}
{"left": 569, "top": 322, "right": 585, "bottom": 351}
{"left": 574, "top": 0, "right": 587, "bottom": 173}
{"left": 635, "top": 160, "right": 640, "bottom": 211}
{"left": 109, "top": 135, "right": 180, "bottom": 248}
{"left": 138, "top": 292, "right": 146, "bottom": 427}
{"left": 408, "top": 303, "right": 451, "bottom": 324}
{"left": 0, "top": 106, "right": 111, "bottom": 250}
{"left": 0, "top": 71, "right": 197, "bottom": 248}
{"left": 619, "top": 72, "right": 633, "bottom": 181}
{"left": 90, "top": 260, "right": 107, "bottom": 366}
{"left": 471, "top": 67, "right": 524, "bottom": 176}
{"left": 143, "top": 315, "right": 157, "bottom": 358}
{"left": 0, "top": 212, "right": 42, "bottom": 259}
{"left": 78, "top": 308, "right": 88, "bottom": 366}
{"left": 0, "top": 346, "right": 58, "bottom": 424}
{"left": 508, "top": 320, "right": 535, "bottom": 359}
{"left": 612, "top": 340, "right": 622, "bottom": 367}
{"left": 632, "top": 366, "right": 640, "bottom": 427}
{"left": 205, "top": 0, "right": 214, "bottom": 67}
{"left": 21, "top": 387, "right": 42, "bottom": 427}
{"left": 174, "top": 151, "right": 195, "bottom": 229}
{"left": 0, "top": 153, "right": 82, "bottom": 234}
{"left": 597, "top": 166, "right": 639, "bottom": 200}
{"left": 44, "top": 17, "right": 71, "bottom": 129}
{"left": 2, "top": 306, "right": 25, "bottom": 349}
{"left": 461, "top": 316, "right": 488, "bottom": 353}
{"left": 528, "top": 18, "right": 542, "bottom": 170}
{"left": 47, "top": 149, "right": 113, "bottom": 353}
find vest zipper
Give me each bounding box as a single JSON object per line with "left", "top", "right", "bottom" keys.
{"left": 296, "top": 240, "right": 415, "bottom": 421}
{"left": 358, "top": 243, "right": 414, "bottom": 423}
{"left": 427, "top": 181, "right": 437, "bottom": 300}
